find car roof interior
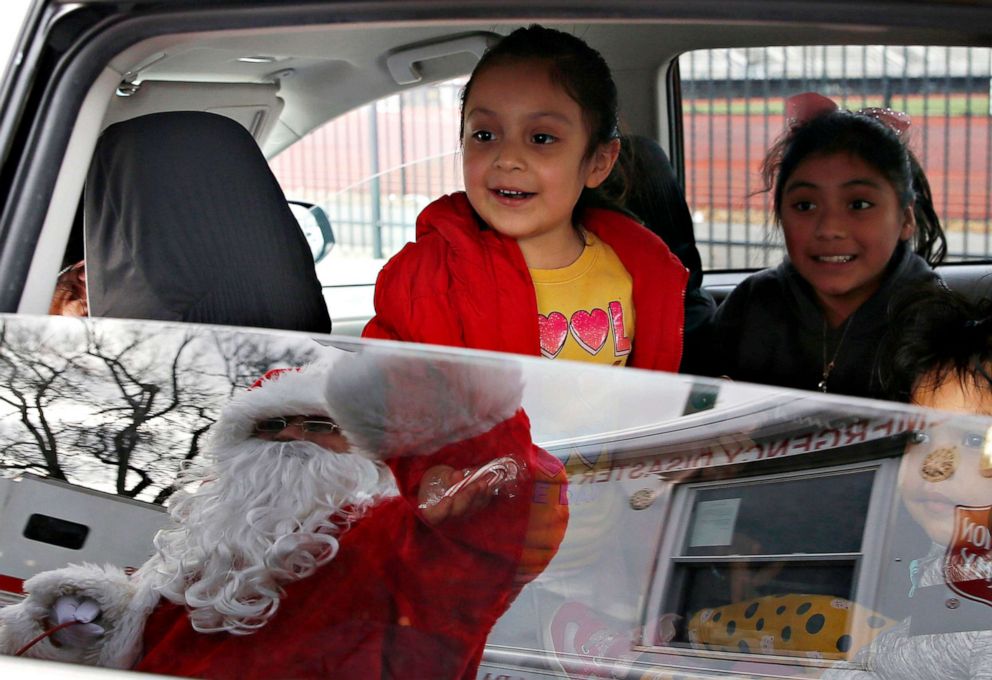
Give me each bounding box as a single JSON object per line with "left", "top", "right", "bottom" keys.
{"left": 102, "top": 19, "right": 989, "bottom": 156}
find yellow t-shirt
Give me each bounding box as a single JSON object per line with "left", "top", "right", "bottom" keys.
{"left": 530, "top": 233, "right": 635, "bottom": 366}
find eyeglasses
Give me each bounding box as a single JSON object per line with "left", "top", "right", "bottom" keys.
{"left": 254, "top": 416, "right": 341, "bottom": 435}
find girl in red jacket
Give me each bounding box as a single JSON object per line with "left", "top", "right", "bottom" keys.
{"left": 364, "top": 25, "right": 688, "bottom": 371}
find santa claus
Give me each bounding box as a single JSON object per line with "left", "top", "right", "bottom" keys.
{"left": 0, "top": 351, "right": 568, "bottom": 678}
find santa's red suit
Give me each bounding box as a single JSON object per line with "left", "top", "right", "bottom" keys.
{"left": 0, "top": 354, "right": 568, "bottom": 679}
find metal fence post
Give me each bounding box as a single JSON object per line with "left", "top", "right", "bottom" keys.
{"left": 369, "top": 104, "right": 383, "bottom": 259}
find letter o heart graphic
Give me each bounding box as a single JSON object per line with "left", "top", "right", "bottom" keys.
{"left": 570, "top": 309, "right": 609, "bottom": 354}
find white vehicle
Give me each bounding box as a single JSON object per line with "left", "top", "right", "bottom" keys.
{"left": 0, "top": 475, "right": 167, "bottom": 602}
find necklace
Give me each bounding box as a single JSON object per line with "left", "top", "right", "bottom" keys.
{"left": 819, "top": 314, "right": 855, "bottom": 392}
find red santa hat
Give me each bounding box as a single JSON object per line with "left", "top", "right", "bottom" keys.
{"left": 208, "top": 353, "right": 524, "bottom": 459}
{"left": 208, "top": 363, "right": 335, "bottom": 453}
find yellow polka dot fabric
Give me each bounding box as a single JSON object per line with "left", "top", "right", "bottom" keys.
{"left": 687, "top": 593, "right": 897, "bottom": 659}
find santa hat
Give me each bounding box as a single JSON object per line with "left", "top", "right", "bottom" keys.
{"left": 208, "top": 363, "right": 334, "bottom": 452}
{"left": 209, "top": 353, "right": 524, "bottom": 459}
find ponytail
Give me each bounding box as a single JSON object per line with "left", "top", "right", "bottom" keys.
{"left": 908, "top": 152, "right": 946, "bottom": 266}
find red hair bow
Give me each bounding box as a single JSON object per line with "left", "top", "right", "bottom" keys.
{"left": 786, "top": 91, "right": 911, "bottom": 135}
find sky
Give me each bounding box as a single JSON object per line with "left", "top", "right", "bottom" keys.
{"left": 0, "top": 0, "right": 32, "bottom": 80}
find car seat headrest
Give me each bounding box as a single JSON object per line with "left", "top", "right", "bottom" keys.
{"left": 84, "top": 111, "right": 332, "bottom": 334}
{"left": 621, "top": 135, "right": 704, "bottom": 290}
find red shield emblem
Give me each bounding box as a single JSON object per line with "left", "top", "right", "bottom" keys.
{"left": 944, "top": 505, "right": 992, "bottom": 607}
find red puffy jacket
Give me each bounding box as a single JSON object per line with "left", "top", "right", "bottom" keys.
{"left": 363, "top": 192, "right": 688, "bottom": 371}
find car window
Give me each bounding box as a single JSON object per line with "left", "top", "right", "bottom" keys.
{"left": 1, "top": 313, "right": 990, "bottom": 678}
{"left": 658, "top": 465, "right": 883, "bottom": 656}
{"left": 679, "top": 45, "right": 992, "bottom": 270}
{"left": 0, "top": 0, "right": 31, "bottom": 82}
{"left": 269, "top": 78, "right": 465, "bottom": 326}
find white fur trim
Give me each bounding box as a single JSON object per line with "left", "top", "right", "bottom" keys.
{"left": 0, "top": 563, "right": 156, "bottom": 669}
{"left": 324, "top": 352, "right": 523, "bottom": 458}
{"left": 209, "top": 363, "right": 336, "bottom": 452}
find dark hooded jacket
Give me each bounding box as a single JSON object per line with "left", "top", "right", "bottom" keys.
{"left": 704, "top": 242, "right": 938, "bottom": 399}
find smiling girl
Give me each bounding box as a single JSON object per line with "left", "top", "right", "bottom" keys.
{"left": 705, "top": 92, "right": 947, "bottom": 398}
{"left": 363, "top": 25, "right": 688, "bottom": 371}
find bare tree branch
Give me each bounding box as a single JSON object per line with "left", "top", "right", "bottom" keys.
{"left": 0, "top": 318, "right": 324, "bottom": 503}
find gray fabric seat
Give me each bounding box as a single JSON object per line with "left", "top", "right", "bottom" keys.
{"left": 84, "top": 111, "right": 332, "bottom": 333}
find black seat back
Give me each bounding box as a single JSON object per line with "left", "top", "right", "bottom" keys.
{"left": 84, "top": 111, "right": 331, "bottom": 333}
{"left": 619, "top": 135, "right": 716, "bottom": 373}
{"left": 620, "top": 135, "right": 705, "bottom": 291}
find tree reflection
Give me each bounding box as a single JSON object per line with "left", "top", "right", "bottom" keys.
{"left": 0, "top": 318, "right": 318, "bottom": 503}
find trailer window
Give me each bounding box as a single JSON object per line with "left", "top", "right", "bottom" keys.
{"left": 654, "top": 463, "right": 897, "bottom": 660}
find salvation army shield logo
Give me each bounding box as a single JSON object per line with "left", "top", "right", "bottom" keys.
{"left": 944, "top": 505, "right": 992, "bottom": 607}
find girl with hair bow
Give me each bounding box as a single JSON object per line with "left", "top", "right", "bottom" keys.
{"left": 702, "top": 92, "right": 947, "bottom": 399}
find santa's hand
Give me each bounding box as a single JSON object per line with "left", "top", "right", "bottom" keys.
{"left": 418, "top": 457, "right": 520, "bottom": 525}
{"left": 418, "top": 465, "right": 491, "bottom": 525}
{"left": 49, "top": 595, "right": 105, "bottom": 648}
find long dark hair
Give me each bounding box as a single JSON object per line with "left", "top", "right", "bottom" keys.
{"left": 761, "top": 109, "right": 946, "bottom": 266}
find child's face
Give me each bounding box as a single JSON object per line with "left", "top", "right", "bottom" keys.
{"left": 779, "top": 152, "right": 915, "bottom": 324}
{"left": 461, "top": 60, "right": 618, "bottom": 268}
{"left": 900, "top": 372, "right": 992, "bottom": 545}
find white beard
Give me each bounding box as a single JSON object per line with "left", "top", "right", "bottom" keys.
{"left": 143, "top": 437, "right": 395, "bottom": 635}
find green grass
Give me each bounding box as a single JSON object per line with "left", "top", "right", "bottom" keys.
{"left": 684, "top": 95, "right": 991, "bottom": 117}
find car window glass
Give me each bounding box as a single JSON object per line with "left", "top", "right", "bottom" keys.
{"left": 0, "top": 0, "right": 30, "bottom": 82}
{"left": 269, "top": 78, "right": 465, "bottom": 316}
{"left": 660, "top": 466, "right": 879, "bottom": 654}
{"left": 2, "top": 313, "right": 991, "bottom": 676}
{"left": 683, "top": 470, "right": 874, "bottom": 555}
{"left": 679, "top": 45, "right": 992, "bottom": 270}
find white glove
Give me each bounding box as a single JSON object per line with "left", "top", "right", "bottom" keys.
{"left": 49, "top": 595, "right": 105, "bottom": 648}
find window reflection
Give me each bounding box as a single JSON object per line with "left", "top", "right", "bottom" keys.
{"left": 662, "top": 468, "right": 886, "bottom": 659}
{"left": 2, "top": 316, "right": 992, "bottom": 678}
